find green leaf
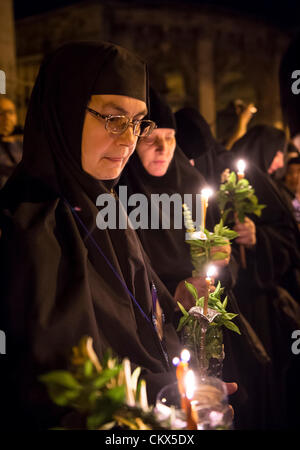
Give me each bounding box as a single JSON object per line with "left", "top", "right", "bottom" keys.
{"left": 84, "top": 360, "right": 94, "bottom": 377}
{"left": 106, "top": 385, "right": 126, "bottom": 403}
{"left": 47, "top": 385, "right": 81, "bottom": 407}
{"left": 196, "top": 296, "right": 204, "bottom": 307}
{"left": 222, "top": 296, "right": 228, "bottom": 309}
{"left": 211, "top": 251, "right": 228, "bottom": 261}
{"left": 177, "top": 315, "right": 191, "bottom": 332}
{"left": 177, "top": 301, "right": 189, "bottom": 317}
{"left": 224, "top": 313, "right": 238, "bottom": 320}
{"left": 228, "top": 171, "right": 237, "bottom": 184}
{"left": 237, "top": 178, "right": 249, "bottom": 187}
{"left": 39, "top": 371, "right": 82, "bottom": 390}
{"left": 87, "top": 386, "right": 125, "bottom": 429}
{"left": 93, "top": 367, "right": 122, "bottom": 389}
{"left": 213, "top": 281, "right": 221, "bottom": 297}
{"left": 223, "top": 320, "right": 241, "bottom": 335}
{"left": 184, "top": 281, "right": 198, "bottom": 301}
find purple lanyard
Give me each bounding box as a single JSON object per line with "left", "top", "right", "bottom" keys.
{"left": 66, "top": 200, "right": 151, "bottom": 325}
{"left": 66, "top": 200, "right": 169, "bottom": 368}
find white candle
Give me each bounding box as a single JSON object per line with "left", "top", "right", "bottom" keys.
{"left": 184, "top": 370, "right": 196, "bottom": 400}
{"left": 200, "top": 188, "right": 213, "bottom": 230}
{"left": 206, "top": 265, "right": 217, "bottom": 282}
{"left": 180, "top": 349, "right": 191, "bottom": 363}
{"left": 237, "top": 159, "right": 246, "bottom": 180}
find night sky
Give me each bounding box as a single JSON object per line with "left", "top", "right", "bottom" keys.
{"left": 12, "top": 0, "right": 300, "bottom": 31}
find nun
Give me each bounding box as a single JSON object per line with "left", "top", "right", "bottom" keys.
{"left": 119, "top": 90, "right": 273, "bottom": 430}
{"left": 0, "top": 41, "right": 183, "bottom": 429}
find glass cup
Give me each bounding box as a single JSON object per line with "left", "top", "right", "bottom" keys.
{"left": 181, "top": 307, "right": 225, "bottom": 378}
{"left": 155, "top": 375, "right": 233, "bottom": 430}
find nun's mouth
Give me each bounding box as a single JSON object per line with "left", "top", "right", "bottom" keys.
{"left": 105, "top": 156, "right": 125, "bottom": 163}
{"left": 153, "top": 160, "right": 167, "bottom": 165}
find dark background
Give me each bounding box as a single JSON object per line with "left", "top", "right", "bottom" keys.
{"left": 13, "top": 0, "right": 300, "bottom": 30}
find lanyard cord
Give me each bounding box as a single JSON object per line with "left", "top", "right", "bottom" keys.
{"left": 65, "top": 199, "right": 152, "bottom": 325}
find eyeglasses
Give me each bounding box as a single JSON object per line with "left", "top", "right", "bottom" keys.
{"left": 86, "top": 107, "right": 156, "bottom": 137}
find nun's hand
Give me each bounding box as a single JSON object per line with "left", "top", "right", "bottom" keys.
{"left": 174, "top": 276, "right": 215, "bottom": 311}
{"left": 234, "top": 216, "right": 256, "bottom": 247}
{"left": 223, "top": 382, "right": 238, "bottom": 419}
{"left": 210, "top": 242, "right": 231, "bottom": 267}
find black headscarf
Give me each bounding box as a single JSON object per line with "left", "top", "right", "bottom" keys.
{"left": 230, "top": 125, "right": 286, "bottom": 175}
{"left": 0, "top": 41, "right": 180, "bottom": 429}
{"left": 175, "top": 107, "right": 228, "bottom": 189}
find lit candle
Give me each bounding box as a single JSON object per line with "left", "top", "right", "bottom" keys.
{"left": 237, "top": 159, "right": 246, "bottom": 181}
{"left": 173, "top": 349, "right": 190, "bottom": 409}
{"left": 200, "top": 188, "right": 213, "bottom": 230}
{"left": 204, "top": 265, "right": 217, "bottom": 316}
{"left": 184, "top": 370, "right": 198, "bottom": 430}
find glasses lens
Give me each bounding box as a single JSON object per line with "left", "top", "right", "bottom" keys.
{"left": 106, "top": 116, "right": 128, "bottom": 134}
{"left": 138, "top": 121, "right": 156, "bottom": 137}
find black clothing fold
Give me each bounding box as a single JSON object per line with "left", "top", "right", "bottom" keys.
{"left": 175, "top": 107, "right": 300, "bottom": 428}
{"left": 120, "top": 95, "right": 273, "bottom": 429}
{"left": 0, "top": 41, "right": 181, "bottom": 429}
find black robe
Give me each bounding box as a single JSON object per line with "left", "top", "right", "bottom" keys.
{"left": 175, "top": 107, "right": 300, "bottom": 428}
{"left": 119, "top": 140, "right": 272, "bottom": 429}
{"left": 0, "top": 41, "right": 181, "bottom": 430}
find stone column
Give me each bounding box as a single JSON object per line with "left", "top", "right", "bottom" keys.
{"left": 196, "top": 34, "right": 216, "bottom": 135}
{"left": 0, "top": 0, "right": 17, "bottom": 99}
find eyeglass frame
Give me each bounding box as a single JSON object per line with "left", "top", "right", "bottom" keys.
{"left": 86, "top": 106, "right": 157, "bottom": 137}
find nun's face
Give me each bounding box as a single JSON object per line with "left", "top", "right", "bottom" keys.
{"left": 81, "top": 94, "right": 147, "bottom": 180}
{"left": 136, "top": 128, "right": 176, "bottom": 176}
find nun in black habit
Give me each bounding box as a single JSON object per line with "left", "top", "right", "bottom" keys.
{"left": 119, "top": 91, "right": 274, "bottom": 430}
{"left": 0, "top": 41, "right": 182, "bottom": 429}
{"left": 175, "top": 107, "right": 300, "bottom": 428}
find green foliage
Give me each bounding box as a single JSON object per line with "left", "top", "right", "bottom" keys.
{"left": 177, "top": 281, "right": 241, "bottom": 335}
{"left": 177, "top": 281, "right": 241, "bottom": 368}
{"left": 216, "top": 171, "right": 266, "bottom": 224}
{"left": 39, "top": 336, "right": 170, "bottom": 430}
{"left": 183, "top": 204, "right": 238, "bottom": 276}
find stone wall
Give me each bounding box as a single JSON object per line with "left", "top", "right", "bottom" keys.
{"left": 14, "top": 0, "right": 292, "bottom": 134}
{"left": 0, "top": 0, "right": 17, "bottom": 99}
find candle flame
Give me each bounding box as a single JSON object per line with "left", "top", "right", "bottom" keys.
{"left": 206, "top": 265, "right": 217, "bottom": 279}
{"left": 237, "top": 159, "right": 246, "bottom": 174}
{"left": 201, "top": 187, "right": 213, "bottom": 199}
{"left": 172, "top": 356, "right": 180, "bottom": 367}
{"left": 185, "top": 370, "right": 195, "bottom": 400}
{"left": 180, "top": 349, "right": 191, "bottom": 363}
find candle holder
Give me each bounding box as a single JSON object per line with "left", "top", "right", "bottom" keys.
{"left": 182, "top": 306, "right": 225, "bottom": 379}
{"left": 155, "top": 376, "right": 232, "bottom": 430}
